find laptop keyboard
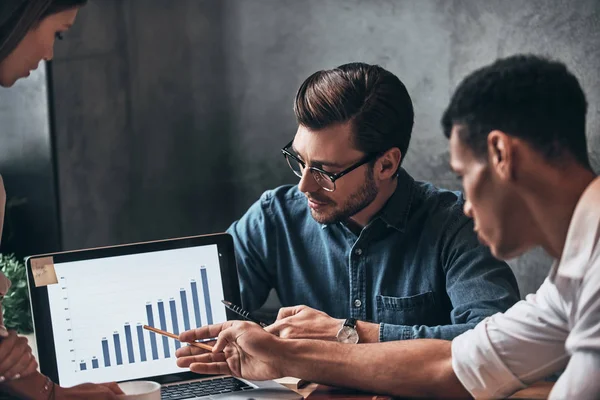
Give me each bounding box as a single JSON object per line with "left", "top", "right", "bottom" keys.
{"left": 161, "top": 376, "right": 254, "bottom": 399}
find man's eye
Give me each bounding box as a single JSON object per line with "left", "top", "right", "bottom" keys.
{"left": 55, "top": 32, "right": 64, "bottom": 40}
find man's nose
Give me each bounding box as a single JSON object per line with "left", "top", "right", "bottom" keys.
{"left": 298, "top": 168, "right": 321, "bottom": 193}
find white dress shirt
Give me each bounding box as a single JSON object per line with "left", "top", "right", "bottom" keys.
{"left": 451, "top": 176, "right": 600, "bottom": 399}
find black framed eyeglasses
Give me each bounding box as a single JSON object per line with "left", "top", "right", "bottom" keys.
{"left": 281, "top": 140, "right": 380, "bottom": 192}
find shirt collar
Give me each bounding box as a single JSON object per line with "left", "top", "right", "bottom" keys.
{"left": 553, "top": 176, "right": 600, "bottom": 281}
{"left": 376, "top": 168, "right": 415, "bottom": 232}
{"left": 319, "top": 168, "right": 415, "bottom": 231}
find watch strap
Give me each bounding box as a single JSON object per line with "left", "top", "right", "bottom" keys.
{"left": 344, "top": 318, "right": 357, "bottom": 329}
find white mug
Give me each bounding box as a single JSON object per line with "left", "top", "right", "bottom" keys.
{"left": 116, "top": 380, "right": 161, "bottom": 400}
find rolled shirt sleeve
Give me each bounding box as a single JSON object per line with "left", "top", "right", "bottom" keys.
{"left": 452, "top": 318, "right": 527, "bottom": 398}
{"left": 451, "top": 279, "right": 572, "bottom": 398}
{"left": 552, "top": 249, "right": 600, "bottom": 399}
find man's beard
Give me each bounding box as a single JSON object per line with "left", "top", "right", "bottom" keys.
{"left": 309, "top": 167, "right": 378, "bottom": 224}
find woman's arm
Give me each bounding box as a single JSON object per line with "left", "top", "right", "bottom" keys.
{"left": 3, "top": 371, "right": 123, "bottom": 399}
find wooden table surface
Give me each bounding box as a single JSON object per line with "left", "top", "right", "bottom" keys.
{"left": 25, "top": 334, "right": 553, "bottom": 399}
{"left": 278, "top": 378, "right": 553, "bottom": 399}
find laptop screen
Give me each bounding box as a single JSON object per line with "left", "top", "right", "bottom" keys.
{"left": 29, "top": 237, "right": 237, "bottom": 387}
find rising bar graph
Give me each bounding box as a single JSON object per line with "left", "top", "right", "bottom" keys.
{"left": 47, "top": 244, "right": 227, "bottom": 387}
{"left": 78, "top": 267, "right": 216, "bottom": 370}
{"left": 73, "top": 267, "right": 220, "bottom": 374}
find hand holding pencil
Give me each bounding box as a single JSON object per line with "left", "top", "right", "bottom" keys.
{"left": 143, "top": 299, "right": 268, "bottom": 353}
{"left": 145, "top": 300, "right": 287, "bottom": 380}
{"left": 143, "top": 325, "right": 214, "bottom": 351}
{"left": 174, "top": 320, "right": 285, "bottom": 381}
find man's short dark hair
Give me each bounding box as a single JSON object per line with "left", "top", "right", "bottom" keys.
{"left": 442, "top": 54, "right": 591, "bottom": 169}
{"left": 294, "top": 62, "right": 414, "bottom": 163}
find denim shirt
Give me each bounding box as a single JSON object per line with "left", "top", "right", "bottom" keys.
{"left": 227, "top": 168, "right": 520, "bottom": 342}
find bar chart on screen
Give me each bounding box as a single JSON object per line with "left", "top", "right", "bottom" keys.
{"left": 45, "top": 245, "right": 227, "bottom": 387}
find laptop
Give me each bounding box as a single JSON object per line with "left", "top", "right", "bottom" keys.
{"left": 26, "top": 233, "right": 302, "bottom": 400}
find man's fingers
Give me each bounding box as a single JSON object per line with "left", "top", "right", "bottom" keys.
{"left": 214, "top": 326, "right": 242, "bottom": 353}
{"left": 213, "top": 321, "right": 259, "bottom": 352}
{"left": 264, "top": 319, "right": 285, "bottom": 335}
{"left": 265, "top": 321, "right": 293, "bottom": 338}
{"left": 180, "top": 321, "right": 254, "bottom": 356}
{"left": 177, "top": 352, "right": 227, "bottom": 368}
{"left": 275, "top": 305, "right": 304, "bottom": 321}
{"left": 179, "top": 322, "right": 233, "bottom": 343}
{"left": 175, "top": 344, "right": 211, "bottom": 358}
{"left": 189, "top": 361, "right": 232, "bottom": 376}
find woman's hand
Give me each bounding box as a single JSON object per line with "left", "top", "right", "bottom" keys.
{"left": 0, "top": 330, "right": 37, "bottom": 382}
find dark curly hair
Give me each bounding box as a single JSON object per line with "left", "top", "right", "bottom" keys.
{"left": 442, "top": 54, "right": 591, "bottom": 169}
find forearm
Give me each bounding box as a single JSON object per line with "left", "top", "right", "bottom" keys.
{"left": 380, "top": 322, "right": 477, "bottom": 341}
{"left": 278, "top": 338, "right": 469, "bottom": 398}
{"left": 356, "top": 321, "right": 379, "bottom": 343}
{"left": 3, "top": 374, "right": 121, "bottom": 400}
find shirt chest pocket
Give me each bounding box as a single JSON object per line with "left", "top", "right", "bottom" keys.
{"left": 376, "top": 291, "right": 437, "bottom": 326}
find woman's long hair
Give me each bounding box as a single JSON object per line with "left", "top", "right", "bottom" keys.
{"left": 0, "top": 0, "right": 87, "bottom": 62}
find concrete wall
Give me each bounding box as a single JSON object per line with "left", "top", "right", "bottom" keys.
{"left": 51, "top": 0, "right": 234, "bottom": 248}
{"left": 0, "top": 64, "right": 61, "bottom": 256}
{"left": 48, "top": 0, "right": 600, "bottom": 297}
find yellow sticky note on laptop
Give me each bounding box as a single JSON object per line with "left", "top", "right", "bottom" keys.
{"left": 30, "top": 256, "right": 58, "bottom": 287}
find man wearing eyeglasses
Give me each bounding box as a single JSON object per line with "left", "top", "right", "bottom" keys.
{"left": 226, "top": 62, "right": 519, "bottom": 344}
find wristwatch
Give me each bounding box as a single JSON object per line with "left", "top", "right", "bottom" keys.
{"left": 336, "top": 318, "right": 359, "bottom": 344}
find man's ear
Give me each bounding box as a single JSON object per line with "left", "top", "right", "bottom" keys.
{"left": 377, "top": 147, "right": 402, "bottom": 180}
{"left": 487, "top": 130, "right": 514, "bottom": 181}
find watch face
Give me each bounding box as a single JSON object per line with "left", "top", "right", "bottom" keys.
{"left": 337, "top": 326, "right": 359, "bottom": 344}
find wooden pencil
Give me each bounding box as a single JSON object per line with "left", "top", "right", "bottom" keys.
{"left": 143, "top": 325, "right": 214, "bottom": 351}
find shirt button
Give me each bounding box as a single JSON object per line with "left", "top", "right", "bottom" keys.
{"left": 355, "top": 248, "right": 363, "bottom": 256}
{"left": 354, "top": 299, "right": 362, "bottom": 308}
